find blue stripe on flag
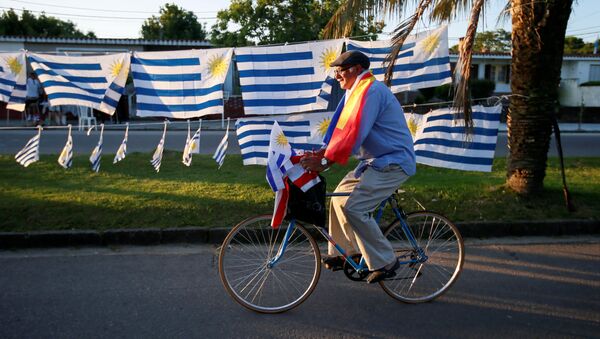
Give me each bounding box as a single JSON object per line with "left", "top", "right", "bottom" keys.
{"left": 237, "top": 120, "right": 310, "bottom": 127}
{"left": 102, "top": 95, "right": 119, "bottom": 108}
{"left": 422, "top": 125, "right": 499, "bottom": 137}
{"left": 239, "top": 68, "right": 314, "bottom": 78}
{"left": 416, "top": 150, "right": 494, "bottom": 166}
{"left": 346, "top": 42, "right": 416, "bottom": 54}
{"left": 242, "top": 97, "right": 316, "bottom": 107}
{"left": 108, "top": 82, "right": 125, "bottom": 95}
{"left": 426, "top": 111, "right": 502, "bottom": 122}
{"left": 242, "top": 151, "right": 268, "bottom": 161}
{"left": 131, "top": 57, "right": 200, "bottom": 66}
{"left": 414, "top": 138, "right": 496, "bottom": 151}
{"left": 0, "top": 88, "right": 12, "bottom": 97}
{"left": 29, "top": 57, "right": 102, "bottom": 70}
{"left": 9, "top": 97, "right": 25, "bottom": 103}
{"left": 0, "top": 78, "right": 16, "bottom": 86}
{"left": 35, "top": 68, "right": 107, "bottom": 83}
{"left": 236, "top": 51, "right": 313, "bottom": 63}
{"left": 14, "top": 84, "right": 26, "bottom": 91}
{"left": 132, "top": 71, "right": 201, "bottom": 82}
{"left": 390, "top": 70, "right": 452, "bottom": 87}
{"left": 363, "top": 51, "right": 414, "bottom": 62}
{"left": 237, "top": 129, "right": 310, "bottom": 140}
{"left": 372, "top": 57, "right": 450, "bottom": 75}
{"left": 242, "top": 81, "right": 324, "bottom": 92}
{"left": 41, "top": 80, "right": 106, "bottom": 95}
{"left": 135, "top": 84, "right": 221, "bottom": 97}
{"left": 48, "top": 92, "right": 101, "bottom": 103}
{"left": 137, "top": 99, "right": 222, "bottom": 112}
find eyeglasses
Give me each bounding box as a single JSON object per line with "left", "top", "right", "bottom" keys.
{"left": 333, "top": 66, "right": 353, "bottom": 76}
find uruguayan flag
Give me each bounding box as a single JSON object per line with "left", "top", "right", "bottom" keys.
{"left": 15, "top": 126, "right": 41, "bottom": 167}
{"left": 113, "top": 123, "right": 129, "bottom": 164}
{"left": 235, "top": 40, "right": 344, "bottom": 115}
{"left": 413, "top": 105, "right": 502, "bottom": 172}
{"left": 236, "top": 112, "right": 333, "bottom": 165}
{"left": 29, "top": 52, "right": 130, "bottom": 115}
{"left": 151, "top": 122, "right": 167, "bottom": 172}
{"left": 0, "top": 52, "right": 26, "bottom": 111}
{"left": 58, "top": 125, "right": 73, "bottom": 169}
{"left": 347, "top": 25, "right": 452, "bottom": 93}
{"left": 182, "top": 119, "right": 202, "bottom": 167}
{"left": 266, "top": 121, "right": 293, "bottom": 191}
{"left": 213, "top": 118, "right": 229, "bottom": 169}
{"left": 89, "top": 124, "right": 104, "bottom": 172}
{"left": 132, "top": 48, "right": 233, "bottom": 119}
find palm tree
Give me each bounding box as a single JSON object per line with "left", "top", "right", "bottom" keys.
{"left": 324, "top": 0, "right": 574, "bottom": 196}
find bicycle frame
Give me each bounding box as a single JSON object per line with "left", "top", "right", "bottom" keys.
{"left": 268, "top": 192, "right": 428, "bottom": 273}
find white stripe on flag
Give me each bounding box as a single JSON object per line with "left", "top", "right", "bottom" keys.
{"left": 347, "top": 26, "right": 452, "bottom": 93}
{"left": 58, "top": 124, "right": 73, "bottom": 169}
{"left": 89, "top": 124, "right": 104, "bottom": 172}
{"left": 213, "top": 118, "right": 229, "bottom": 169}
{"left": 413, "top": 105, "right": 502, "bottom": 172}
{"left": 235, "top": 40, "right": 344, "bottom": 115}
{"left": 113, "top": 123, "right": 129, "bottom": 164}
{"left": 151, "top": 121, "right": 167, "bottom": 172}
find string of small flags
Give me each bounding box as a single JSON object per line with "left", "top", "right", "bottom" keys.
{"left": 12, "top": 118, "right": 226, "bottom": 172}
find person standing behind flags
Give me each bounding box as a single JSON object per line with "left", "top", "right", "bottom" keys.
{"left": 300, "top": 50, "right": 416, "bottom": 284}
{"left": 25, "top": 72, "right": 42, "bottom": 125}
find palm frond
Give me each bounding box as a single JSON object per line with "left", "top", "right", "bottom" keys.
{"left": 431, "top": 0, "right": 472, "bottom": 22}
{"left": 323, "top": 0, "right": 364, "bottom": 39}
{"left": 452, "top": 0, "right": 485, "bottom": 132}
{"left": 497, "top": 0, "right": 511, "bottom": 25}
{"left": 383, "top": 0, "right": 434, "bottom": 86}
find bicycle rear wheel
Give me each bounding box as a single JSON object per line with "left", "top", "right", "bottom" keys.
{"left": 380, "top": 211, "right": 464, "bottom": 303}
{"left": 218, "top": 215, "right": 321, "bottom": 313}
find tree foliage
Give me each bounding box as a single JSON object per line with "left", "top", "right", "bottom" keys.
{"left": 0, "top": 9, "right": 96, "bottom": 38}
{"left": 563, "top": 36, "right": 595, "bottom": 54}
{"left": 450, "top": 29, "right": 511, "bottom": 53}
{"left": 141, "top": 3, "right": 207, "bottom": 40}
{"left": 210, "top": 0, "right": 384, "bottom": 47}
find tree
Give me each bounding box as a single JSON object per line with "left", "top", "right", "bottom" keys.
{"left": 0, "top": 9, "right": 96, "bottom": 38}
{"left": 450, "top": 29, "right": 511, "bottom": 53}
{"left": 563, "top": 36, "right": 594, "bottom": 54}
{"left": 141, "top": 3, "right": 207, "bottom": 40}
{"left": 210, "top": 0, "right": 384, "bottom": 47}
{"left": 323, "top": 0, "right": 574, "bottom": 196}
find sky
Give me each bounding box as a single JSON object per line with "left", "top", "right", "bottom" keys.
{"left": 1, "top": 0, "right": 599, "bottom": 43}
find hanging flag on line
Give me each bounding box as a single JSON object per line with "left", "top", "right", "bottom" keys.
{"left": 347, "top": 26, "right": 452, "bottom": 93}
{"left": 15, "top": 126, "right": 42, "bottom": 167}
{"left": 58, "top": 124, "right": 73, "bottom": 169}
{"left": 0, "top": 51, "right": 26, "bottom": 112}
{"left": 413, "top": 105, "right": 502, "bottom": 172}
{"left": 89, "top": 124, "right": 104, "bottom": 172}
{"left": 213, "top": 118, "right": 229, "bottom": 169}
{"left": 236, "top": 111, "right": 333, "bottom": 165}
{"left": 235, "top": 39, "right": 344, "bottom": 115}
{"left": 151, "top": 121, "right": 167, "bottom": 173}
{"left": 182, "top": 119, "right": 202, "bottom": 167}
{"left": 113, "top": 122, "right": 129, "bottom": 164}
{"left": 29, "top": 52, "right": 130, "bottom": 115}
{"left": 132, "top": 48, "right": 233, "bottom": 119}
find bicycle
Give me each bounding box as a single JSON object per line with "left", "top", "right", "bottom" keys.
{"left": 218, "top": 190, "right": 464, "bottom": 313}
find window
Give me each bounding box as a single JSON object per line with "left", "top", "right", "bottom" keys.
{"left": 590, "top": 65, "right": 600, "bottom": 82}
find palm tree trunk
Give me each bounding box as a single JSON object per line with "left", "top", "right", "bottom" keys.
{"left": 507, "top": 0, "right": 573, "bottom": 194}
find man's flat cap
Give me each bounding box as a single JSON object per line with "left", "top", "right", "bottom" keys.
{"left": 330, "top": 50, "right": 370, "bottom": 70}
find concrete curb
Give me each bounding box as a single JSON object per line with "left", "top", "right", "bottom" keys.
{"left": 0, "top": 219, "right": 598, "bottom": 249}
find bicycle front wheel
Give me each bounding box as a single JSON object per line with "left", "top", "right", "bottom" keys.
{"left": 218, "top": 215, "right": 321, "bottom": 313}
{"left": 380, "top": 211, "right": 464, "bottom": 303}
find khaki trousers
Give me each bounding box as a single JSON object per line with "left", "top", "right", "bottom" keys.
{"left": 328, "top": 166, "right": 409, "bottom": 270}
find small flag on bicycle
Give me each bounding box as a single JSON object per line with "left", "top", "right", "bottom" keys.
{"left": 113, "top": 122, "right": 129, "bottom": 164}
{"left": 15, "top": 126, "right": 42, "bottom": 167}
{"left": 89, "top": 124, "right": 104, "bottom": 172}
{"left": 58, "top": 125, "right": 73, "bottom": 169}
{"left": 266, "top": 121, "right": 293, "bottom": 192}
{"left": 213, "top": 118, "right": 229, "bottom": 169}
{"left": 151, "top": 121, "right": 167, "bottom": 172}
{"left": 183, "top": 119, "right": 202, "bottom": 167}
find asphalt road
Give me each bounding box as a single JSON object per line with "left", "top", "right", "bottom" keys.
{"left": 0, "top": 129, "right": 599, "bottom": 157}
{"left": 1, "top": 237, "right": 598, "bottom": 338}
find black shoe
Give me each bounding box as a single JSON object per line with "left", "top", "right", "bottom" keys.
{"left": 366, "top": 259, "right": 400, "bottom": 284}
{"left": 321, "top": 255, "right": 345, "bottom": 271}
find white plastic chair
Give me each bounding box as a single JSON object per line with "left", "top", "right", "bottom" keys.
{"left": 77, "top": 106, "right": 96, "bottom": 131}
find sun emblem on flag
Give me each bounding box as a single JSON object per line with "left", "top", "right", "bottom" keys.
{"left": 189, "top": 140, "right": 197, "bottom": 151}
{"left": 420, "top": 31, "right": 441, "bottom": 56}
{"left": 5, "top": 56, "right": 23, "bottom": 76}
{"left": 208, "top": 55, "right": 228, "bottom": 78}
{"left": 317, "top": 117, "right": 331, "bottom": 137}
{"left": 276, "top": 132, "right": 288, "bottom": 146}
{"left": 407, "top": 117, "right": 420, "bottom": 137}
{"left": 110, "top": 59, "right": 124, "bottom": 78}
{"left": 320, "top": 48, "right": 339, "bottom": 73}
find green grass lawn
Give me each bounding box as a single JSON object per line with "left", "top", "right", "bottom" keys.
{"left": 1, "top": 152, "right": 598, "bottom": 232}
